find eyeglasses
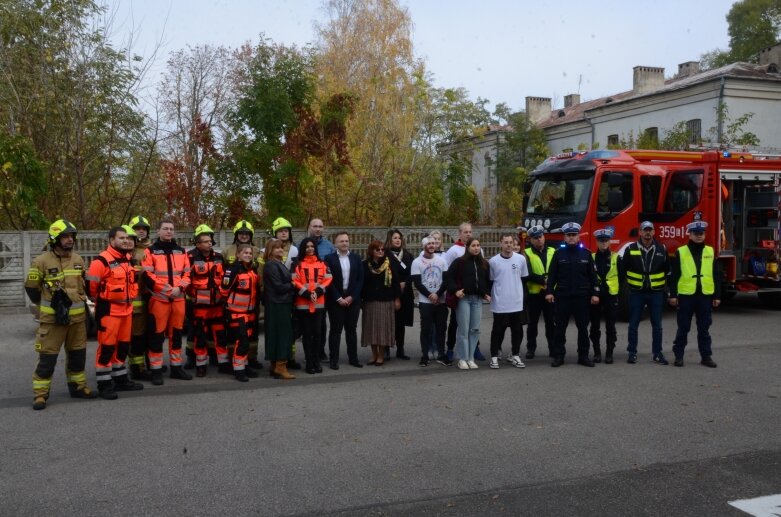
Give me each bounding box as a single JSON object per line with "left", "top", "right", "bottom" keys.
{"left": 375, "top": 248, "right": 385, "bottom": 252}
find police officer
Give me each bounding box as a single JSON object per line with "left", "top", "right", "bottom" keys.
{"left": 544, "top": 222, "right": 600, "bottom": 367}
{"left": 589, "top": 228, "right": 619, "bottom": 364}
{"left": 668, "top": 220, "right": 721, "bottom": 368}
{"left": 621, "top": 221, "right": 669, "bottom": 365}
{"left": 85, "top": 226, "right": 144, "bottom": 399}
{"left": 25, "top": 219, "right": 97, "bottom": 410}
{"left": 524, "top": 225, "right": 556, "bottom": 359}
{"left": 127, "top": 215, "right": 154, "bottom": 380}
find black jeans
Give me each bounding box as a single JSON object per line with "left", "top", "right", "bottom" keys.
{"left": 526, "top": 293, "right": 555, "bottom": 356}
{"left": 490, "top": 311, "right": 524, "bottom": 357}
{"left": 589, "top": 294, "right": 617, "bottom": 351}
{"left": 299, "top": 310, "right": 325, "bottom": 366}
{"left": 328, "top": 302, "right": 361, "bottom": 363}
{"left": 446, "top": 307, "right": 458, "bottom": 351}
{"left": 551, "top": 295, "right": 591, "bottom": 360}
{"left": 419, "top": 303, "right": 448, "bottom": 357}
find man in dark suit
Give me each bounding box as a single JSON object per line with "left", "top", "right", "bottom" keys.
{"left": 324, "top": 232, "right": 365, "bottom": 369}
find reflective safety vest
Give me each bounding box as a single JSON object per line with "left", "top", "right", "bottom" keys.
{"left": 592, "top": 251, "right": 619, "bottom": 295}
{"left": 85, "top": 246, "right": 137, "bottom": 317}
{"left": 142, "top": 240, "right": 190, "bottom": 302}
{"left": 220, "top": 262, "right": 258, "bottom": 313}
{"left": 292, "top": 255, "right": 332, "bottom": 312}
{"left": 187, "top": 249, "right": 225, "bottom": 306}
{"left": 623, "top": 242, "right": 667, "bottom": 291}
{"left": 524, "top": 246, "right": 555, "bottom": 294}
{"left": 677, "top": 245, "right": 715, "bottom": 295}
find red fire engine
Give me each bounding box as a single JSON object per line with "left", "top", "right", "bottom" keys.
{"left": 522, "top": 149, "right": 781, "bottom": 312}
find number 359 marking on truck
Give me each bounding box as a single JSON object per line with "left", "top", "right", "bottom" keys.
{"left": 657, "top": 225, "right": 687, "bottom": 239}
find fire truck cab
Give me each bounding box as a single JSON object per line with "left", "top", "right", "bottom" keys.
{"left": 522, "top": 149, "right": 781, "bottom": 313}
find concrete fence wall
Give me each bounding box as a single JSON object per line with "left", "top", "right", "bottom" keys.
{"left": 0, "top": 226, "right": 517, "bottom": 308}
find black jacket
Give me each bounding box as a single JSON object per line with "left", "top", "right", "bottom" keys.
{"left": 324, "top": 251, "right": 364, "bottom": 304}
{"left": 263, "top": 260, "right": 295, "bottom": 304}
{"left": 361, "top": 259, "right": 401, "bottom": 302}
{"left": 546, "top": 244, "right": 599, "bottom": 297}
{"left": 447, "top": 255, "right": 491, "bottom": 297}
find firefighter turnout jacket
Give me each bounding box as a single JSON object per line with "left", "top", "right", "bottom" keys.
{"left": 85, "top": 245, "right": 138, "bottom": 317}
{"left": 25, "top": 250, "right": 87, "bottom": 324}
{"left": 187, "top": 249, "right": 225, "bottom": 306}
{"left": 220, "top": 261, "right": 259, "bottom": 314}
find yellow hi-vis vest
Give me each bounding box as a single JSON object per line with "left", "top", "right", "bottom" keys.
{"left": 524, "top": 247, "right": 555, "bottom": 294}
{"left": 592, "top": 251, "right": 619, "bottom": 295}
{"left": 677, "top": 245, "right": 714, "bottom": 295}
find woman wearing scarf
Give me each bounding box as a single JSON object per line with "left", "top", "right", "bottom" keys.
{"left": 361, "top": 240, "right": 401, "bottom": 366}
{"left": 384, "top": 229, "right": 414, "bottom": 361}
{"left": 292, "top": 237, "right": 333, "bottom": 374}
{"left": 262, "top": 239, "right": 296, "bottom": 380}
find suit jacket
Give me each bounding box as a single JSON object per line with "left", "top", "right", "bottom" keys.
{"left": 324, "top": 251, "right": 364, "bottom": 305}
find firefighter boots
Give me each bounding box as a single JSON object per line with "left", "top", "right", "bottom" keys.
{"left": 170, "top": 366, "right": 193, "bottom": 380}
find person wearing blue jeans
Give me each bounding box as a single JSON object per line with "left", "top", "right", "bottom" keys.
{"left": 621, "top": 221, "right": 670, "bottom": 364}
{"left": 447, "top": 237, "right": 491, "bottom": 370}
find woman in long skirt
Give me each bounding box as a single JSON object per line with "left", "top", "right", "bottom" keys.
{"left": 263, "top": 239, "right": 296, "bottom": 380}
{"left": 361, "top": 240, "right": 401, "bottom": 366}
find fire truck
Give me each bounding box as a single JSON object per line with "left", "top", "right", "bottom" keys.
{"left": 522, "top": 149, "right": 781, "bottom": 314}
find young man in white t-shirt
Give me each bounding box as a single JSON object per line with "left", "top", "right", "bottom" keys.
{"left": 411, "top": 237, "right": 451, "bottom": 367}
{"left": 488, "top": 233, "right": 529, "bottom": 369}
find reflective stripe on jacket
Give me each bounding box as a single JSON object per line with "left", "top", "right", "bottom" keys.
{"left": 187, "top": 249, "right": 225, "bottom": 306}
{"left": 142, "top": 239, "right": 190, "bottom": 302}
{"left": 524, "top": 246, "right": 555, "bottom": 294}
{"left": 25, "top": 250, "right": 87, "bottom": 323}
{"left": 85, "top": 246, "right": 137, "bottom": 316}
{"left": 220, "top": 262, "right": 258, "bottom": 313}
{"left": 623, "top": 241, "right": 667, "bottom": 291}
{"left": 592, "top": 250, "right": 619, "bottom": 295}
{"left": 292, "top": 255, "right": 332, "bottom": 312}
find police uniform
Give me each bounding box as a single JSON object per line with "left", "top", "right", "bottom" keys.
{"left": 523, "top": 225, "right": 556, "bottom": 358}
{"left": 669, "top": 221, "right": 721, "bottom": 367}
{"left": 545, "top": 223, "right": 599, "bottom": 366}
{"left": 589, "top": 228, "right": 619, "bottom": 363}
{"left": 25, "top": 220, "right": 96, "bottom": 409}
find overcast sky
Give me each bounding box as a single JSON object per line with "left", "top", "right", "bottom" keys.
{"left": 110, "top": 0, "right": 737, "bottom": 112}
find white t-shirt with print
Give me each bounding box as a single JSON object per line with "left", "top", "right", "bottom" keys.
{"left": 489, "top": 252, "right": 529, "bottom": 313}
{"left": 411, "top": 254, "right": 448, "bottom": 304}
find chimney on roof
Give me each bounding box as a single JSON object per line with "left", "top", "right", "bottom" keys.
{"left": 758, "top": 42, "right": 781, "bottom": 69}
{"left": 525, "top": 96, "right": 552, "bottom": 124}
{"left": 563, "top": 94, "right": 580, "bottom": 108}
{"left": 677, "top": 61, "right": 700, "bottom": 78}
{"left": 633, "top": 66, "right": 665, "bottom": 94}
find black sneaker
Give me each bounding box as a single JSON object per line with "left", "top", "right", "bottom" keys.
{"left": 436, "top": 354, "right": 453, "bottom": 366}
{"left": 525, "top": 350, "right": 535, "bottom": 360}
{"left": 674, "top": 357, "right": 684, "bottom": 367}
{"left": 419, "top": 357, "right": 429, "bottom": 367}
{"left": 653, "top": 354, "right": 669, "bottom": 365}
{"left": 627, "top": 354, "right": 637, "bottom": 364}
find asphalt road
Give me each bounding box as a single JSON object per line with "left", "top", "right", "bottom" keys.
{"left": 1, "top": 294, "right": 779, "bottom": 516}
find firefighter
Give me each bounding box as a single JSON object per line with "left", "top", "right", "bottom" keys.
{"left": 222, "top": 219, "right": 264, "bottom": 371}
{"left": 523, "top": 225, "right": 556, "bottom": 360}
{"left": 220, "top": 244, "right": 261, "bottom": 382}
{"left": 668, "top": 220, "right": 721, "bottom": 368}
{"left": 621, "top": 221, "right": 670, "bottom": 365}
{"left": 142, "top": 218, "right": 192, "bottom": 384}
{"left": 127, "top": 215, "right": 154, "bottom": 380}
{"left": 85, "top": 227, "right": 144, "bottom": 399}
{"left": 544, "top": 222, "right": 600, "bottom": 367}
{"left": 25, "top": 219, "right": 97, "bottom": 410}
{"left": 269, "top": 216, "right": 301, "bottom": 371}
{"left": 186, "top": 224, "right": 226, "bottom": 377}
{"left": 589, "top": 228, "right": 619, "bottom": 364}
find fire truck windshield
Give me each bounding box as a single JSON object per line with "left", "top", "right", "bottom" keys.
{"left": 526, "top": 172, "right": 594, "bottom": 216}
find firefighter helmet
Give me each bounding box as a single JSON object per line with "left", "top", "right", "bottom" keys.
{"left": 121, "top": 224, "right": 138, "bottom": 238}
{"left": 271, "top": 217, "right": 292, "bottom": 235}
{"left": 129, "top": 215, "right": 151, "bottom": 231}
{"left": 48, "top": 219, "right": 78, "bottom": 245}
{"left": 232, "top": 220, "right": 254, "bottom": 237}
{"left": 194, "top": 224, "right": 216, "bottom": 244}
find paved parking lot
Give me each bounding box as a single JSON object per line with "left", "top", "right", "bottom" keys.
{"left": 1, "top": 294, "right": 779, "bottom": 516}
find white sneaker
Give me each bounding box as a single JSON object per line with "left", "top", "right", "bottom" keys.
{"left": 505, "top": 354, "right": 514, "bottom": 363}
{"left": 510, "top": 355, "right": 526, "bottom": 368}
{"left": 457, "top": 360, "right": 469, "bottom": 370}
{"left": 490, "top": 357, "right": 500, "bottom": 369}
{"left": 467, "top": 360, "right": 479, "bottom": 369}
